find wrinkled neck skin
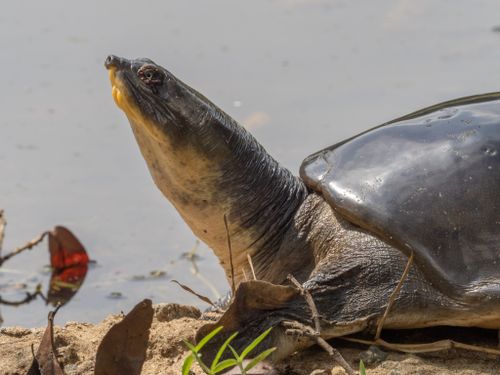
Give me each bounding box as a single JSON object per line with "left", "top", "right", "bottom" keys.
{"left": 124, "top": 103, "right": 309, "bottom": 286}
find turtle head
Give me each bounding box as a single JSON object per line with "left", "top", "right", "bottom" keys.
{"left": 105, "top": 55, "right": 218, "bottom": 148}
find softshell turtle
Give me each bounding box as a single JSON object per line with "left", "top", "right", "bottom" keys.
{"left": 104, "top": 55, "right": 500, "bottom": 362}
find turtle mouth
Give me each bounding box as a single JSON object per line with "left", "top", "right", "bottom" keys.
{"left": 105, "top": 55, "right": 133, "bottom": 112}
{"left": 106, "top": 63, "right": 140, "bottom": 119}
{"left": 108, "top": 68, "right": 125, "bottom": 110}
{"left": 105, "top": 55, "right": 170, "bottom": 143}
{"left": 108, "top": 68, "right": 117, "bottom": 96}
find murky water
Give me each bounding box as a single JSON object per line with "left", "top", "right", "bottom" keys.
{"left": 1, "top": 0, "right": 499, "bottom": 327}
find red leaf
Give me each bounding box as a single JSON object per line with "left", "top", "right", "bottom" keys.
{"left": 47, "top": 227, "right": 89, "bottom": 306}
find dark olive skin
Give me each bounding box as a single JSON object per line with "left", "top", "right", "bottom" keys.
{"left": 105, "top": 55, "right": 500, "bottom": 361}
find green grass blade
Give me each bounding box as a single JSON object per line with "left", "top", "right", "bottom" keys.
{"left": 183, "top": 340, "right": 198, "bottom": 354}
{"left": 193, "top": 353, "right": 211, "bottom": 374}
{"left": 359, "top": 359, "right": 367, "bottom": 375}
{"left": 213, "top": 358, "right": 238, "bottom": 373}
{"left": 228, "top": 345, "right": 241, "bottom": 362}
{"left": 240, "top": 327, "right": 273, "bottom": 360}
{"left": 243, "top": 347, "right": 276, "bottom": 372}
{"left": 210, "top": 331, "right": 239, "bottom": 372}
{"left": 181, "top": 354, "right": 194, "bottom": 375}
{"left": 195, "top": 326, "right": 224, "bottom": 352}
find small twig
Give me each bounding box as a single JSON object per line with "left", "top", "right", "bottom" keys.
{"left": 171, "top": 280, "right": 215, "bottom": 307}
{"left": 185, "top": 241, "right": 200, "bottom": 263}
{"left": 242, "top": 267, "right": 248, "bottom": 281}
{"left": 0, "top": 285, "right": 43, "bottom": 306}
{"left": 283, "top": 321, "right": 355, "bottom": 375}
{"left": 0, "top": 209, "right": 6, "bottom": 254}
{"left": 316, "top": 336, "right": 356, "bottom": 375}
{"left": 49, "top": 304, "right": 63, "bottom": 356}
{"left": 30, "top": 343, "right": 36, "bottom": 360}
{"left": 287, "top": 274, "right": 322, "bottom": 334}
{"left": 0, "top": 231, "right": 49, "bottom": 267}
{"left": 341, "top": 336, "right": 500, "bottom": 356}
{"left": 223, "top": 214, "right": 236, "bottom": 295}
{"left": 375, "top": 251, "right": 414, "bottom": 340}
{"left": 184, "top": 241, "right": 221, "bottom": 299}
{"left": 247, "top": 253, "right": 257, "bottom": 280}
{"left": 285, "top": 276, "right": 354, "bottom": 374}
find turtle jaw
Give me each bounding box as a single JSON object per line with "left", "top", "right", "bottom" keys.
{"left": 105, "top": 55, "right": 131, "bottom": 111}
{"left": 106, "top": 56, "right": 140, "bottom": 121}
{"left": 108, "top": 69, "right": 127, "bottom": 112}
{"left": 107, "top": 69, "right": 145, "bottom": 128}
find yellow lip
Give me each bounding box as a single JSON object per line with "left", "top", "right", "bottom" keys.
{"left": 107, "top": 66, "right": 163, "bottom": 141}
{"left": 108, "top": 68, "right": 125, "bottom": 109}
{"left": 107, "top": 67, "right": 144, "bottom": 125}
{"left": 111, "top": 85, "right": 122, "bottom": 108}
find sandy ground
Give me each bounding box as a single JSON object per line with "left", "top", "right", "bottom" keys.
{"left": 1, "top": 303, "right": 500, "bottom": 375}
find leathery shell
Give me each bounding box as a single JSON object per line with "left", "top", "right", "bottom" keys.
{"left": 301, "top": 93, "right": 500, "bottom": 301}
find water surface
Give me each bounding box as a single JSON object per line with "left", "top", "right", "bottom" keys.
{"left": 1, "top": 0, "right": 499, "bottom": 327}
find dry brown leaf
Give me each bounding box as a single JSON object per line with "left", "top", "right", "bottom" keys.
{"left": 94, "top": 299, "right": 154, "bottom": 375}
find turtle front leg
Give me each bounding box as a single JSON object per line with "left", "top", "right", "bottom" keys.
{"left": 285, "top": 274, "right": 356, "bottom": 375}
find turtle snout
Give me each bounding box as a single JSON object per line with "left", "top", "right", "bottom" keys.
{"left": 105, "top": 55, "right": 128, "bottom": 70}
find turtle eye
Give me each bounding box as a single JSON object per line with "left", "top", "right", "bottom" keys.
{"left": 137, "top": 65, "right": 164, "bottom": 88}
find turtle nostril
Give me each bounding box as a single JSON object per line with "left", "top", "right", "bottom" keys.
{"left": 105, "top": 55, "right": 123, "bottom": 69}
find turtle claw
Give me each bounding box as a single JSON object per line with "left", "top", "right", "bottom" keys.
{"left": 282, "top": 320, "right": 318, "bottom": 338}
